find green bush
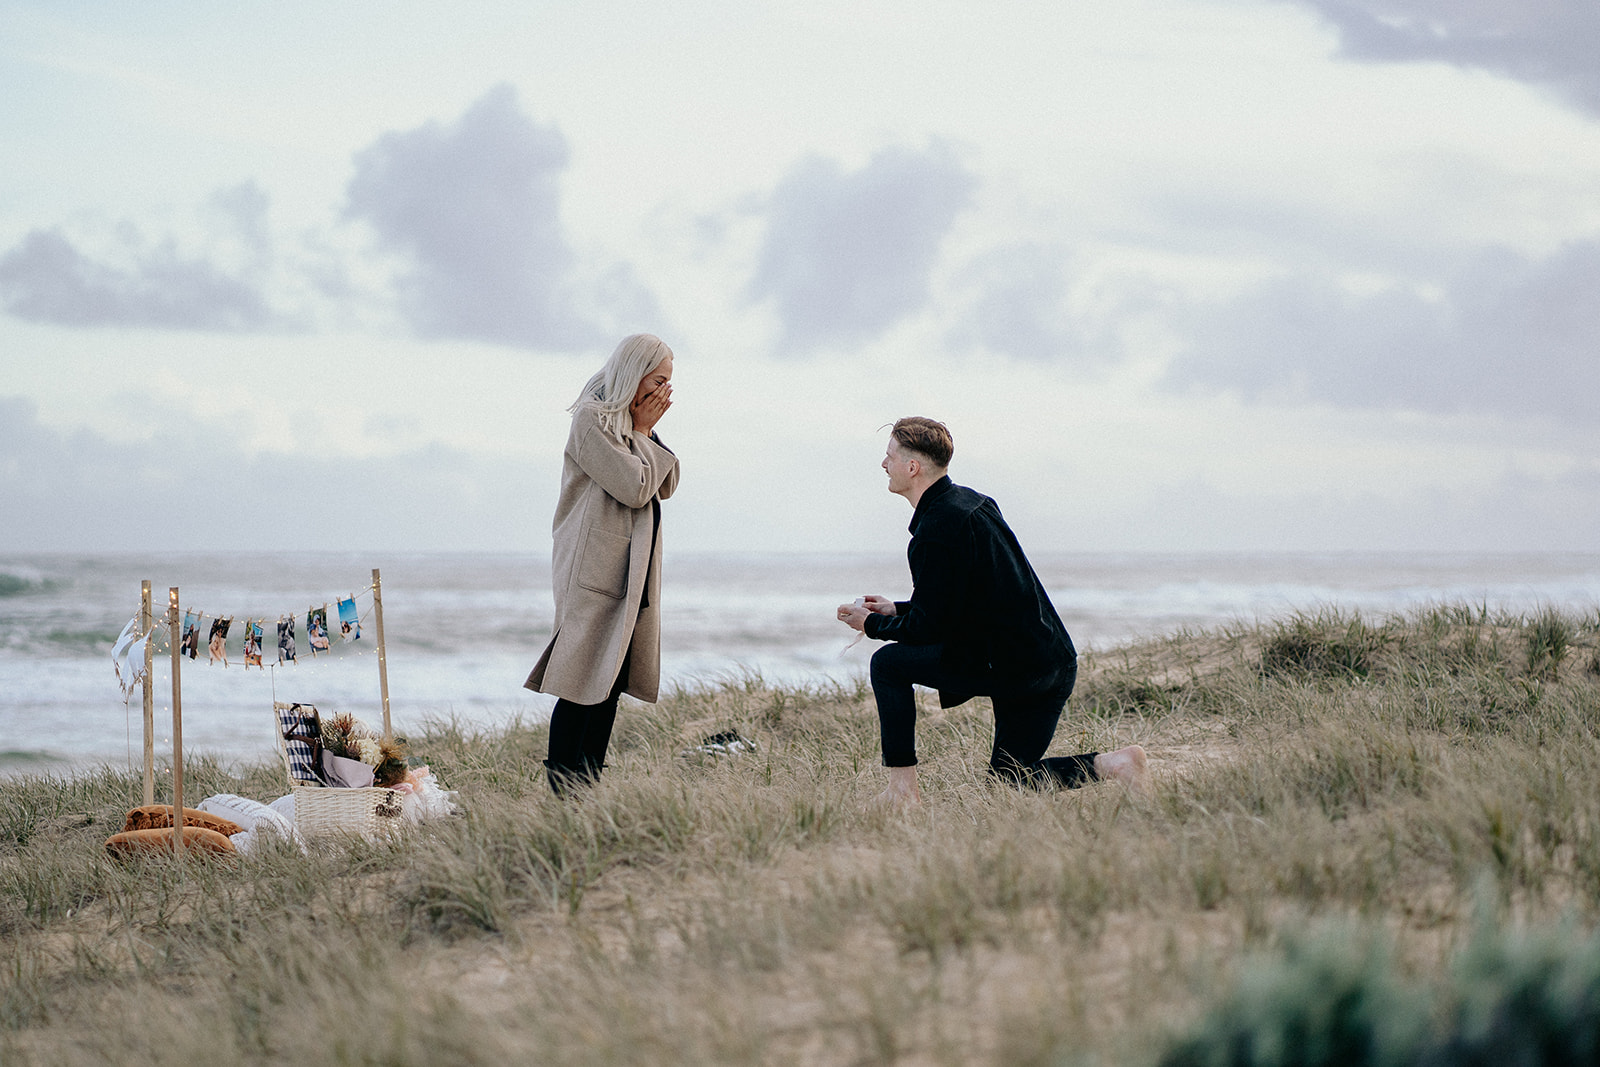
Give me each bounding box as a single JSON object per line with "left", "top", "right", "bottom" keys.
{"left": 1428, "top": 920, "right": 1600, "bottom": 1065}
{"left": 1159, "top": 918, "right": 1600, "bottom": 1067}
{"left": 1158, "top": 927, "right": 1427, "bottom": 1067}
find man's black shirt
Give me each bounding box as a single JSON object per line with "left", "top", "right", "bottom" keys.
{"left": 864, "top": 475, "right": 1076, "bottom": 702}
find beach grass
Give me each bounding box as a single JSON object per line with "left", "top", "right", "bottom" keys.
{"left": 3, "top": 605, "right": 1599, "bottom": 1065}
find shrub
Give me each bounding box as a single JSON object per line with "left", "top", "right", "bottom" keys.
{"left": 1158, "top": 926, "right": 1427, "bottom": 1067}
{"left": 1428, "top": 920, "right": 1600, "bottom": 1066}
{"left": 1160, "top": 918, "right": 1600, "bottom": 1067}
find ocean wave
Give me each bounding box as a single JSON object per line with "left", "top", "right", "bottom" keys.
{"left": 0, "top": 748, "right": 71, "bottom": 774}
{"left": 0, "top": 567, "right": 58, "bottom": 598}
{"left": 47, "top": 628, "right": 125, "bottom": 653}
{"left": 0, "top": 627, "right": 126, "bottom": 658}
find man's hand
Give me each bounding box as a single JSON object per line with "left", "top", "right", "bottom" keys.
{"left": 836, "top": 601, "right": 871, "bottom": 632}
{"left": 839, "top": 594, "right": 896, "bottom": 632}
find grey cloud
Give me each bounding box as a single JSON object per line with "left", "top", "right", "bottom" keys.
{"left": 0, "top": 397, "right": 547, "bottom": 552}
{"left": 346, "top": 84, "right": 652, "bottom": 352}
{"left": 1167, "top": 239, "right": 1600, "bottom": 425}
{"left": 1297, "top": 0, "right": 1600, "bottom": 114}
{"left": 747, "top": 144, "right": 976, "bottom": 352}
{"left": 1073, "top": 469, "right": 1600, "bottom": 552}
{"left": 209, "top": 181, "right": 273, "bottom": 264}
{"left": 944, "top": 242, "right": 1166, "bottom": 365}
{"left": 946, "top": 243, "right": 1083, "bottom": 361}
{"left": 0, "top": 226, "right": 276, "bottom": 331}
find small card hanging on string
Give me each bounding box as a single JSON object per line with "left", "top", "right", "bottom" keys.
{"left": 181, "top": 610, "right": 201, "bottom": 660}
{"left": 277, "top": 615, "right": 296, "bottom": 664}
{"left": 243, "top": 619, "right": 264, "bottom": 669}
{"left": 307, "top": 605, "right": 331, "bottom": 655}
{"left": 111, "top": 615, "right": 149, "bottom": 699}
{"left": 337, "top": 596, "right": 361, "bottom": 642}
{"left": 208, "top": 616, "right": 232, "bottom": 666}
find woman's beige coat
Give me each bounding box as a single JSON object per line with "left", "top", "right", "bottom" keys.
{"left": 524, "top": 404, "right": 679, "bottom": 705}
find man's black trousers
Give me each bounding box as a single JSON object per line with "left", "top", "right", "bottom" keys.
{"left": 869, "top": 642, "right": 1098, "bottom": 788}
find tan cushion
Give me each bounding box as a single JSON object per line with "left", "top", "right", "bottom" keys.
{"left": 121, "top": 805, "right": 243, "bottom": 836}
{"left": 105, "top": 826, "right": 237, "bottom": 857}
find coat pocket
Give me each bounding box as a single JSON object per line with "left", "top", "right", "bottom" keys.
{"left": 576, "top": 528, "right": 631, "bottom": 599}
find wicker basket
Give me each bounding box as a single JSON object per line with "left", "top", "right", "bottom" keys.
{"left": 291, "top": 782, "right": 403, "bottom": 838}
{"left": 273, "top": 702, "right": 403, "bottom": 838}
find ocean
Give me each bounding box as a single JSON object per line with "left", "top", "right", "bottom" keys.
{"left": 2, "top": 550, "right": 1596, "bottom": 776}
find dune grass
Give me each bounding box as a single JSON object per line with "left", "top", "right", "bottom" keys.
{"left": 2, "top": 605, "right": 1599, "bottom": 1065}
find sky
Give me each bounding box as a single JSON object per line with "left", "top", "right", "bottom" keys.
{"left": 2, "top": 0, "right": 1598, "bottom": 555}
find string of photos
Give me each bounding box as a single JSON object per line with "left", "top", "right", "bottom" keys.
{"left": 113, "top": 584, "right": 374, "bottom": 700}
{"left": 110, "top": 570, "right": 396, "bottom": 823}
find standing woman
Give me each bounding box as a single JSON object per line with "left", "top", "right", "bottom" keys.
{"left": 525, "top": 334, "right": 679, "bottom": 795}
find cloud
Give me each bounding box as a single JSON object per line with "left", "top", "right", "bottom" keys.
{"left": 943, "top": 242, "right": 1162, "bottom": 365}
{"left": 747, "top": 144, "right": 977, "bottom": 352}
{"left": 209, "top": 181, "right": 273, "bottom": 263}
{"left": 0, "top": 83, "right": 661, "bottom": 347}
{"left": 0, "top": 224, "right": 276, "bottom": 331}
{"left": 945, "top": 243, "right": 1084, "bottom": 362}
{"left": 1167, "top": 238, "right": 1600, "bottom": 425}
{"left": 345, "top": 84, "right": 653, "bottom": 351}
{"left": 0, "top": 397, "right": 548, "bottom": 552}
{"left": 1080, "top": 468, "right": 1600, "bottom": 552}
{"left": 1296, "top": 0, "right": 1600, "bottom": 115}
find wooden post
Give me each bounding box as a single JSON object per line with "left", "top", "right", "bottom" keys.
{"left": 372, "top": 568, "right": 392, "bottom": 739}
{"left": 168, "top": 587, "right": 185, "bottom": 856}
{"left": 141, "top": 581, "right": 154, "bottom": 806}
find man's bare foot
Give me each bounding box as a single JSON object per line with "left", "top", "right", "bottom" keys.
{"left": 870, "top": 765, "right": 923, "bottom": 810}
{"left": 1094, "top": 745, "right": 1150, "bottom": 794}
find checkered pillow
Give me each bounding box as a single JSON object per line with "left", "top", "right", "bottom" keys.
{"left": 276, "top": 702, "right": 326, "bottom": 785}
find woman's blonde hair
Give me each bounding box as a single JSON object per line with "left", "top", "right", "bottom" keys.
{"left": 569, "top": 333, "right": 673, "bottom": 438}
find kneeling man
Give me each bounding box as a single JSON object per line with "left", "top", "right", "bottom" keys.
{"left": 838, "top": 417, "right": 1148, "bottom": 806}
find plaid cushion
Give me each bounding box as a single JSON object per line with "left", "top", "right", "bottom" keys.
{"left": 276, "top": 702, "right": 326, "bottom": 785}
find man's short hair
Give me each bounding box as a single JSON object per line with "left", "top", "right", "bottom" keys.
{"left": 890, "top": 417, "right": 953, "bottom": 469}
